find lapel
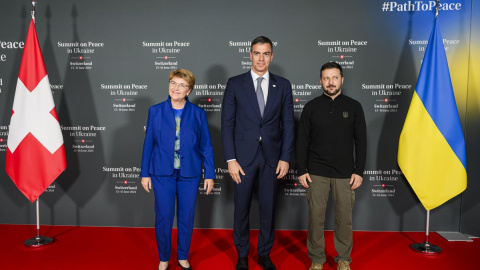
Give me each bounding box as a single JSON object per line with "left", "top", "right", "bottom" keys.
{"left": 178, "top": 98, "right": 190, "bottom": 131}
{"left": 163, "top": 96, "right": 186, "bottom": 130}
{"left": 263, "top": 72, "right": 279, "bottom": 119}
{"left": 242, "top": 72, "right": 262, "bottom": 120}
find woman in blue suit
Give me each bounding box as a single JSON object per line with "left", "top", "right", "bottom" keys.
{"left": 140, "top": 69, "right": 215, "bottom": 270}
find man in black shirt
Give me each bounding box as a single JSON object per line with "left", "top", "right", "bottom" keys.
{"left": 297, "top": 62, "right": 367, "bottom": 270}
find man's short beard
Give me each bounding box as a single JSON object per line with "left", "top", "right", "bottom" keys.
{"left": 324, "top": 88, "right": 340, "bottom": 97}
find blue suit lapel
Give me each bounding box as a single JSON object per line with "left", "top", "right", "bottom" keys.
{"left": 179, "top": 98, "right": 191, "bottom": 131}
{"left": 242, "top": 72, "right": 262, "bottom": 120}
{"left": 263, "top": 72, "right": 278, "bottom": 119}
{"left": 164, "top": 97, "right": 179, "bottom": 129}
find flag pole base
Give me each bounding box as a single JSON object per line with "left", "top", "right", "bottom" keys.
{"left": 410, "top": 242, "right": 441, "bottom": 254}
{"left": 24, "top": 235, "right": 54, "bottom": 248}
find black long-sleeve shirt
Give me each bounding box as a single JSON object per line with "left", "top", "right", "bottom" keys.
{"left": 296, "top": 93, "right": 367, "bottom": 178}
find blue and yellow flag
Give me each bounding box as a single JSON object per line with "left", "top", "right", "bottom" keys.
{"left": 398, "top": 17, "right": 467, "bottom": 210}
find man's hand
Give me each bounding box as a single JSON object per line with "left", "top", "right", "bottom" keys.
{"left": 228, "top": 160, "right": 245, "bottom": 184}
{"left": 276, "top": 160, "right": 289, "bottom": 179}
{"left": 298, "top": 173, "right": 312, "bottom": 188}
{"left": 350, "top": 174, "right": 363, "bottom": 190}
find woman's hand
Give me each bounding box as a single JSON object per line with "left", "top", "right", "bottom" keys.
{"left": 204, "top": 179, "right": 214, "bottom": 195}
{"left": 141, "top": 177, "right": 152, "bottom": 193}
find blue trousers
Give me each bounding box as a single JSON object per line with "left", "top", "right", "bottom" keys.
{"left": 234, "top": 147, "right": 278, "bottom": 257}
{"left": 151, "top": 170, "right": 200, "bottom": 261}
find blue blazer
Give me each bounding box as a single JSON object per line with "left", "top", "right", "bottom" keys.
{"left": 221, "top": 71, "right": 295, "bottom": 167}
{"left": 140, "top": 97, "right": 215, "bottom": 179}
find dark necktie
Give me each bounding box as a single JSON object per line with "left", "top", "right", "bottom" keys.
{"left": 256, "top": 77, "right": 265, "bottom": 117}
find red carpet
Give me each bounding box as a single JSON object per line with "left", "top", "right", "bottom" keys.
{"left": 0, "top": 224, "right": 478, "bottom": 269}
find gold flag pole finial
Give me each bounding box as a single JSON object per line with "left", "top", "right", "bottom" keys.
{"left": 435, "top": 0, "right": 440, "bottom": 18}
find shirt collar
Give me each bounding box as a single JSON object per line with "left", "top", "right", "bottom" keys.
{"left": 251, "top": 69, "right": 269, "bottom": 82}
{"left": 321, "top": 92, "right": 343, "bottom": 101}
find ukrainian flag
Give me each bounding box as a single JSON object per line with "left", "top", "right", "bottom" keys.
{"left": 398, "top": 17, "right": 467, "bottom": 211}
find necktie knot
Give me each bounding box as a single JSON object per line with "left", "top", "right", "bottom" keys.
{"left": 257, "top": 77, "right": 264, "bottom": 85}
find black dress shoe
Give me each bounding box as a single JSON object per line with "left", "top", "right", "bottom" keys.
{"left": 236, "top": 257, "right": 248, "bottom": 270}
{"left": 258, "top": 255, "right": 276, "bottom": 270}
{"left": 178, "top": 261, "right": 192, "bottom": 270}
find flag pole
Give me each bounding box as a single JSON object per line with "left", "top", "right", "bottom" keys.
{"left": 23, "top": 0, "right": 54, "bottom": 248}
{"left": 410, "top": 210, "right": 441, "bottom": 254}
{"left": 24, "top": 199, "right": 53, "bottom": 247}
{"left": 408, "top": 0, "right": 443, "bottom": 255}
{"left": 31, "top": 0, "right": 36, "bottom": 22}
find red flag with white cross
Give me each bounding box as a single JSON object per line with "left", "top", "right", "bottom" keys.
{"left": 5, "top": 19, "right": 66, "bottom": 202}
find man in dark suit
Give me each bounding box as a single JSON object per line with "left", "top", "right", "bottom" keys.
{"left": 221, "top": 36, "right": 294, "bottom": 270}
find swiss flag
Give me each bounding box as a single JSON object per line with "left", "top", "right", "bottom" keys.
{"left": 5, "top": 19, "right": 66, "bottom": 202}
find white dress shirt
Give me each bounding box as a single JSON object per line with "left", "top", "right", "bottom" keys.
{"left": 251, "top": 69, "right": 269, "bottom": 105}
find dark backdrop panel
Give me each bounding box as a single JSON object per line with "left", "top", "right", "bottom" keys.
{"left": 0, "top": 0, "right": 477, "bottom": 233}
{"left": 461, "top": 0, "right": 480, "bottom": 237}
